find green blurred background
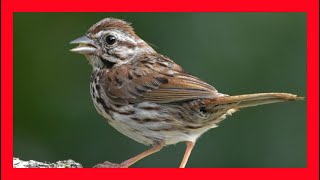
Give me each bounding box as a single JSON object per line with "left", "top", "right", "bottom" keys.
{"left": 14, "top": 13, "right": 306, "bottom": 168}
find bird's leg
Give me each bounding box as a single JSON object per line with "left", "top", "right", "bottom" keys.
{"left": 179, "top": 141, "right": 195, "bottom": 168}
{"left": 119, "top": 142, "right": 164, "bottom": 168}
{"left": 94, "top": 141, "right": 164, "bottom": 168}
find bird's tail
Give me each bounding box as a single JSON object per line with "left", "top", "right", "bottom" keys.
{"left": 206, "top": 93, "right": 303, "bottom": 110}
{"left": 198, "top": 93, "right": 303, "bottom": 124}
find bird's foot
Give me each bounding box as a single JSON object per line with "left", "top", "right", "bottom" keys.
{"left": 93, "top": 161, "right": 129, "bottom": 168}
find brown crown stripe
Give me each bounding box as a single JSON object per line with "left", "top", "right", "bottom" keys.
{"left": 88, "top": 18, "right": 137, "bottom": 38}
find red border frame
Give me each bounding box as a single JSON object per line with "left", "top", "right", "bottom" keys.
{"left": 1, "top": 0, "right": 319, "bottom": 180}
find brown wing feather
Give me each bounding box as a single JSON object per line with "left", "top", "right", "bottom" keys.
{"left": 102, "top": 54, "right": 221, "bottom": 105}
{"left": 143, "top": 74, "right": 218, "bottom": 103}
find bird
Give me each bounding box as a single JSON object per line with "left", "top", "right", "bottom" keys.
{"left": 70, "top": 17, "right": 302, "bottom": 168}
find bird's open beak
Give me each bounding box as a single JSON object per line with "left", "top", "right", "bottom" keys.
{"left": 70, "top": 36, "right": 97, "bottom": 54}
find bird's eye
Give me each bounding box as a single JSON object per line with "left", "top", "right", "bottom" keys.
{"left": 105, "top": 35, "right": 116, "bottom": 45}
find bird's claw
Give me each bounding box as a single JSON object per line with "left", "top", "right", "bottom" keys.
{"left": 93, "top": 161, "right": 129, "bottom": 168}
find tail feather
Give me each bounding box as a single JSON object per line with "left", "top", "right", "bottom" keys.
{"left": 205, "top": 93, "right": 303, "bottom": 110}
{"left": 196, "top": 93, "right": 303, "bottom": 124}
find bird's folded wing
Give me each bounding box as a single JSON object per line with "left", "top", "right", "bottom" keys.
{"left": 102, "top": 55, "right": 222, "bottom": 104}
{"left": 143, "top": 74, "right": 219, "bottom": 103}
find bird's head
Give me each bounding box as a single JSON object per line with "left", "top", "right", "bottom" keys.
{"left": 70, "top": 18, "right": 155, "bottom": 69}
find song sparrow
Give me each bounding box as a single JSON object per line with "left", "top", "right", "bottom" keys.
{"left": 70, "top": 18, "right": 302, "bottom": 168}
